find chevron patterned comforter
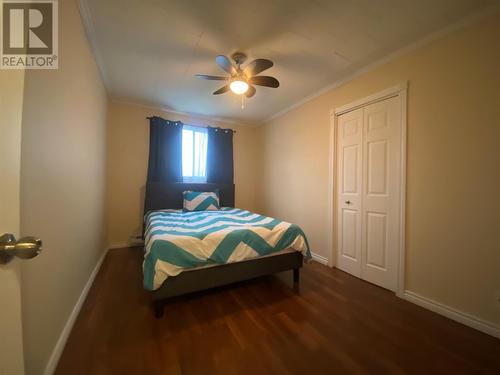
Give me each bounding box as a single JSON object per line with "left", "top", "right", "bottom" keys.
{"left": 143, "top": 208, "right": 311, "bottom": 290}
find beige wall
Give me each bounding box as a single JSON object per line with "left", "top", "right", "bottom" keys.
{"left": 257, "top": 12, "right": 500, "bottom": 326}
{"left": 19, "top": 1, "right": 108, "bottom": 374}
{"left": 106, "top": 102, "right": 259, "bottom": 245}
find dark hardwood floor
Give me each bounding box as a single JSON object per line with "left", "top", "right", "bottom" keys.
{"left": 56, "top": 247, "right": 500, "bottom": 374}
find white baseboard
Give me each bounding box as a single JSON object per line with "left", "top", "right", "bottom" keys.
{"left": 403, "top": 290, "right": 500, "bottom": 339}
{"left": 311, "top": 252, "right": 329, "bottom": 266}
{"left": 43, "top": 249, "right": 108, "bottom": 375}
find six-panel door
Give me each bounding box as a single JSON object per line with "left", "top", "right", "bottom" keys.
{"left": 337, "top": 96, "right": 401, "bottom": 291}
{"left": 337, "top": 108, "right": 363, "bottom": 277}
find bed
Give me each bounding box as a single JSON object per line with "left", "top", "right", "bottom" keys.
{"left": 143, "top": 182, "right": 311, "bottom": 317}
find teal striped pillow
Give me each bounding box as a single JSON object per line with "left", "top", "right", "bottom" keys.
{"left": 183, "top": 191, "right": 220, "bottom": 212}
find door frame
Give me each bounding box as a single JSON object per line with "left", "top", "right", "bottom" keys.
{"left": 327, "top": 82, "right": 408, "bottom": 297}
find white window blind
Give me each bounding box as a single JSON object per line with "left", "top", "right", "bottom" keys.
{"left": 182, "top": 125, "right": 207, "bottom": 183}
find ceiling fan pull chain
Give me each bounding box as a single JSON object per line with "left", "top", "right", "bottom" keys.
{"left": 241, "top": 94, "right": 245, "bottom": 110}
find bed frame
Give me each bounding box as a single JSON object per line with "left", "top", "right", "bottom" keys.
{"left": 144, "top": 182, "right": 304, "bottom": 318}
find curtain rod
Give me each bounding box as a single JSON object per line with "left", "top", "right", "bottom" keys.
{"left": 146, "top": 116, "right": 236, "bottom": 133}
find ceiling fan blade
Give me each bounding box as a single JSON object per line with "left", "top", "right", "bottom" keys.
{"left": 213, "top": 84, "right": 230, "bottom": 95}
{"left": 195, "top": 74, "right": 229, "bottom": 80}
{"left": 216, "top": 55, "right": 236, "bottom": 75}
{"left": 244, "top": 59, "right": 273, "bottom": 77}
{"left": 248, "top": 76, "right": 280, "bottom": 88}
{"left": 246, "top": 85, "right": 256, "bottom": 98}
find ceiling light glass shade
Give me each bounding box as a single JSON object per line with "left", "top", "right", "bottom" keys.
{"left": 230, "top": 80, "right": 249, "bottom": 95}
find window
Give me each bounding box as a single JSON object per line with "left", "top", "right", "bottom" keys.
{"left": 182, "top": 126, "right": 207, "bottom": 183}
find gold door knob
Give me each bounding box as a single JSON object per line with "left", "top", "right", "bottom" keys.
{"left": 0, "top": 233, "right": 42, "bottom": 264}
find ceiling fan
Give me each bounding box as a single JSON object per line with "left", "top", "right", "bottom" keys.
{"left": 195, "top": 52, "right": 279, "bottom": 98}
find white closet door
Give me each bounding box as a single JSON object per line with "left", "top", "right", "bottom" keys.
{"left": 361, "top": 96, "right": 401, "bottom": 291}
{"left": 336, "top": 108, "right": 363, "bottom": 277}
{"left": 336, "top": 96, "right": 401, "bottom": 292}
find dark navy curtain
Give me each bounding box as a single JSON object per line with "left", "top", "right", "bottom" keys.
{"left": 206, "top": 127, "right": 234, "bottom": 184}
{"left": 146, "top": 117, "right": 183, "bottom": 182}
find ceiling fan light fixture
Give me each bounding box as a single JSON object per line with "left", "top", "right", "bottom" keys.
{"left": 230, "top": 80, "right": 249, "bottom": 95}
{"left": 197, "top": 54, "right": 278, "bottom": 99}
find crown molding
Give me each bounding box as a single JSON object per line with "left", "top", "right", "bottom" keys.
{"left": 77, "top": 0, "right": 111, "bottom": 95}
{"left": 260, "top": 4, "right": 500, "bottom": 125}
{"left": 111, "top": 98, "right": 258, "bottom": 128}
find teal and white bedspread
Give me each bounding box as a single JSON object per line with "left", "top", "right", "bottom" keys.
{"left": 143, "top": 208, "right": 311, "bottom": 290}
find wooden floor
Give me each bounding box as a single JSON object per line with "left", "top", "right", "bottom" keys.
{"left": 56, "top": 247, "right": 500, "bottom": 374}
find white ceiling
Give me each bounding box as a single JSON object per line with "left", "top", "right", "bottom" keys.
{"left": 83, "top": 0, "right": 498, "bottom": 124}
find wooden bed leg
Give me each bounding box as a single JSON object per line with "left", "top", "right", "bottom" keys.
{"left": 293, "top": 268, "right": 300, "bottom": 283}
{"left": 153, "top": 300, "right": 164, "bottom": 318}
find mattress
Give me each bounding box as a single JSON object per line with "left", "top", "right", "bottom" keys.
{"left": 143, "top": 208, "right": 311, "bottom": 290}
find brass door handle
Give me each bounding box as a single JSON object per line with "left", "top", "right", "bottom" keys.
{"left": 0, "top": 233, "right": 42, "bottom": 264}
{"left": 345, "top": 200, "right": 351, "bottom": 205}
